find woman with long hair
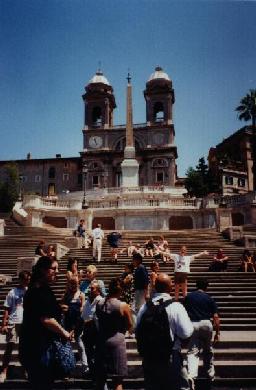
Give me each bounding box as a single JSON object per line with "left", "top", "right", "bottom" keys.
{"left": 95, "top": 278, "right": 133, "bottom": 390}
{"left": 19, "top": 256, "right": 73, "bottom": 390}
{"left": 66, "top": 257, "right": 81, "bottom": 282}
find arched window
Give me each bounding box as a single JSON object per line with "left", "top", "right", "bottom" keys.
{"left": 152, "top": 158, "right": 168, "bottom": 168}
{"left": 153, "top": 102, "right": 164, "bottom": 122}
{"left": 88, "top": 161, "right": 104, "bottom": 171}
{"left": 48, "top": 183, "right": 56, "bottom": 196}
{"left": 92, "top": 106, "right": 102, "bottom": 127}
{"left": 115, "top": 138, "right": 141, "bottom": 151}
{"left": 48, "top": 167, "right": 55, "bottom": 179}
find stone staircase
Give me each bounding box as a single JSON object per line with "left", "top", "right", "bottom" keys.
{"left": 0, "top": 220, "right": 255, "bottom": 388}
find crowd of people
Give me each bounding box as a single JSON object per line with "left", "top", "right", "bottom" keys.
{"left": 73, "top": 219, "right": 256, "bottom": 276}
{"left": 1, "top": 222, "right": 252, "bottom": 390}
{"left": 0, "top": 234, "right": 224, "bottom": 390}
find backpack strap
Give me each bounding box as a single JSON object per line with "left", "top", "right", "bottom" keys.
{"left": 162, "top": 298, "right": 173, "bottom": 308}
{"left": 151, "top": 298, "right": 173, "bottom": 308}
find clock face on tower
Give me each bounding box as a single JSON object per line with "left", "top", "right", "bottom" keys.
{"left": 88, "top": 136, "right": 103, "bottom": 149}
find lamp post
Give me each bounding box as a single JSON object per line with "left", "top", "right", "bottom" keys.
{"left": 18, "top": 176, "right": 22, "bottom": 202}
{"left": 82, "top": 163, "right": 88, "bottom": 209}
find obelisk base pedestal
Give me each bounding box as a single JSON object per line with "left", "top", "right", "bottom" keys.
{"left": 121, "top": 158, "right": 139, "bottom": 187}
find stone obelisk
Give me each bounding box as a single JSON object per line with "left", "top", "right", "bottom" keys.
{"left": 121, "top": 73, "right": 139, "bottom": 187}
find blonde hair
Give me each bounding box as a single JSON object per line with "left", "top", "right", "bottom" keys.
{"left": 86, "top": 264, "right": 97, "bottom": 274}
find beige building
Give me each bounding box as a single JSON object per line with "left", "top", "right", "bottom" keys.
{"left": 208, "top": 126, "right": 253, "bottom": 195}
{"left": 0, "top": 156, "right": 82, "bottom": 197}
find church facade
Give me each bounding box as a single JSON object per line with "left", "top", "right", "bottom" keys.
{"left": 81, "top": 66, "right": 177, "bottom": 189}
{"left": 0, "top": 67, "right": 179, "bottom": 195}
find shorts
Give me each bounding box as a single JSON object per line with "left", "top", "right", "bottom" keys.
{"left": 6, "top": 324, "right": 21, "bottom": 343}
{"left": 174, "top": 272, "right": 188, "bottom": 284}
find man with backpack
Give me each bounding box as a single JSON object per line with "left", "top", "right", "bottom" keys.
{"left": 136, "top": 273, "right": 194, "bottom": 390}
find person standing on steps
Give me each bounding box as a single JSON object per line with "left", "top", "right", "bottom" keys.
{"left": 95, "top": 278, "right": 133, "bottom": 390}
{"left": 19, "top": 256, "right": 74, "bottom": 390}
{"left": 184, "top": 278, "right": 220, "bottom": 388}
{"left": 107, "top": 231, "right": 122, "bottom": 263}
{"left": 132, "top": 252, "right": 149, "bottom": 314}
{"left": 136, "top": 273, "right": 194, "bottom": 390}
{"left": 92, "top": 224, "right": 104, "bottom": 262}
{"left": 80, "top": 265, "right": 106, "bottom": 298}
{"left": 35, "top": 240, "right": 47, "bottom": 258}
{"left": 169, "top": 246, "right": 209, "bottom": 301}
{"left": 0, "top": 271, "right": 31, "bottom": 383}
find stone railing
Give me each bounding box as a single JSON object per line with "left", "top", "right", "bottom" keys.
{"left": 111, "top": 122, "right": 147, "bottom": 129}
{"left": 22, "top": 191, "right": 256, "bottom": 212}
{"left": 206, "top": 192, "right": 256, "bottom": 208}
{"left": 88, "top": 197, "right": 200, "bottom": 209}
{"left": 23, "top": 195, "right": 82, "bottom": 210}
{"left": 105, "top": 185, "right": 185, "bottom": 195}
{"left": 0, "top": 219, "right": 5, "bottom": 236}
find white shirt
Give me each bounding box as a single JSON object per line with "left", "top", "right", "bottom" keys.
{"left": 171, "top": 254, "right": 194, "bottom": 273}
{"left": 81, "top": 295, "right": 103, "bottom": 321}
{"left": 92, "top": 227, "right": 104, "bottom": 240}
{"left": 4, "top": 287, "right": 27, "bottom": 324}
{"left": 136, "top": 292, "right": 193, "bottom": 350}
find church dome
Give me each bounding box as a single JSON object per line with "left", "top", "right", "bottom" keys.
{"left": 148, "top": 66, "right": 171, "bottom": 82}
{"left": 89, "top": 70, "right": 110, "bottom": 86}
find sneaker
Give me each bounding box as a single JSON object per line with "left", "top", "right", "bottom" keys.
{"left": 0, "top": 372, "right": 7, "bottom": 383}
{"left": 82, "top": 365, "right": 89, "bottom": 375}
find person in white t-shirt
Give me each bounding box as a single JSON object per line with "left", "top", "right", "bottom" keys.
{"left": 0, "top": 271, "right": 31, "bottom": 383}
{"left": 170, "top": 246, "right": 209, "bottom": 301}
{"left": 91, "top": 224, "right": 104, "bottom": 262}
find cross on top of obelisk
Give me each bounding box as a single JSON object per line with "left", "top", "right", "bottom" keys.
{"left": 127, "top": 71, "right": 131, "bottom": 84}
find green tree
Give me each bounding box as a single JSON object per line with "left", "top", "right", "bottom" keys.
{"left": 236, "top": 89, "right": 256, "bottom": 127}
{"left": 185, "top": 166, "right": 206, "bottom": 198}
{"left": 236, "top": 89, "right": 256, "bottom": 189}
{"left": 185, "top": 157, "right": 220, "bottom": 197}
{"left": 0, "top": 163, "right": 19, "bottom": 212}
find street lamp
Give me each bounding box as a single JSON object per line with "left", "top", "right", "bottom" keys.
{"left": 18, "top": 176, "right": 22, "bottom": 201}
{"left": 82, "top": 162, "right": 88, "bottom": 209}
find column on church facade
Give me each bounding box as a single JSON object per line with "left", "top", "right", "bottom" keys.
{"left": 169, "top": 157, "right": 176, "bottom": 186}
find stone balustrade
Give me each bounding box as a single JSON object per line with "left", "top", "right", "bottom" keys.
{"left": 21, "top": 191, "right": 256, "bottom": 213}
{"left": 0, "top": 220, "right": 4, "bottom": 236}
{"left": 23, "top": 195, "right": 82, "bottom": 210}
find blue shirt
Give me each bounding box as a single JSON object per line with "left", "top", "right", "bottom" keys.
{"left": 80, "top": 279, "right": 106, "bottom": 297}
{"left": 134, "top": 264, "right": 149, "bottom": 290}
{"left": 184, "top": 290, "right": 218, "bottom": 322}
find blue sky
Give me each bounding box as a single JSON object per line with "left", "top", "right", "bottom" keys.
{"left": 0, "top": 0, "right": 255, "bottom": 176}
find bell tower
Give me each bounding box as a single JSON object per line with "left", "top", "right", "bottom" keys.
{"left": 82, "top": 70, "right": 116, "bottom": 130}
{"left": 144, "top": 66, "right": 175, "bottom": 126}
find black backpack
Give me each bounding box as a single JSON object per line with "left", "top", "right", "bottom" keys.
{"left": 136, "top": 298, "right": 174, "bottom": 360}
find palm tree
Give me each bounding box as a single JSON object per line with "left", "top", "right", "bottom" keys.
{"left": 236, "top": 89, "right": 256, "bottom": 127}
{"left": 236, "top": 89, "right": 256, "bottom": 190}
